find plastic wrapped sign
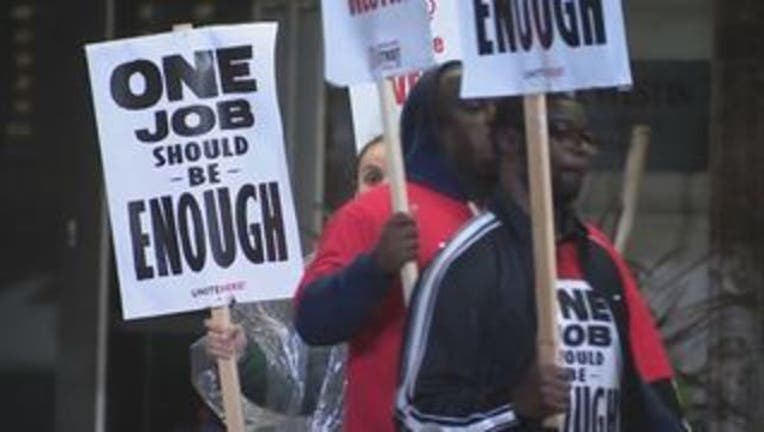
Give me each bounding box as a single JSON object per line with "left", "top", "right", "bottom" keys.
{"left": 191, "top": 301, "right": 347, "bottom": 431}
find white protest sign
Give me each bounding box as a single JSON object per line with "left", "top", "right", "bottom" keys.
{"left": 86, "top": 23, "right": 303, "bottom": 320}
{"left": 349, "top": 72, "right": 419, "bottom": 153}
{"left": 349, "top": 0, "right": 462, "bottom": 152}
{"left": 456, "top": 0, "right": 632, "bottom": 97}
{"left": 322, "top": 0, "right": 434, "bottom": 86}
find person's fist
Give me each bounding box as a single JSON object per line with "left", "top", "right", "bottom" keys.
{"left": 204, "top": 319, "right": 247, "bottom": 361}
{"left": 372, "top": 212, "right": 418, "bottom": 275}
{"left": 513, "top": 363, "right": 571, "bottom": 419}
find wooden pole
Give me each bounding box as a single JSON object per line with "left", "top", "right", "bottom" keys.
{"left": 523, "top": 94, "right": 563, "bottom": 430}
{"left": 210, "top": 306, "right": 246, "bottom": 432}
{"left": 377, "top": 78, "right": 418, "bottom": 305}
{"left": 614, "top": 125, "right": 651, "bottom": 253}
{"left": 172, "top": 22, "right": 245, "bottom": 432}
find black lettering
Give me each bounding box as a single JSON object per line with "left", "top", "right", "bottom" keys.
{"left": 474, "top": 0, "right": 494, "bottom": 54}
{"left": 203, "top": 138, "right": 221, "bottom": 159}
{"left": 136, "top": 111, "right": 169, "bottom": 143}
{"left": 222, "top": 138, "right": 235, "bottom": 156}
{"left": 517, "top": 0, "right": 534, "bottom": 51}
{"left": 204, "top": 188, "right": 236, "bottom": 267}
{"left": 559, "top": 289, "right": 589, "bottom": 321}
{"left": 564, "top": 408, "right": 572, "bottom": 431}
{"left": 583, "top": 386, "right": 592, "bottom": 431}
{"left": 185, "top": 141, "right": 202, "bottom": 162}
{"left": 569, "top": 386, "right": 582, "bottom": 430}
{"left": 178, "top": 193, "right": 206, "bottom": 272}
{"left": 110, "top": 59, "right": 163, "bottom": 110}
{"left": 532, "top": 0, "right": 554, "bottom": 49}
{"left": 208, "top": 163, "right": 221, "bottom": 184}
{"left": 260, "top": 182, "right": 288, "bottom": 261}
{"left": 128, "top": 201, "right": 154, "bottom": 280}
{"left": 189, "top": 166, "right": 206, "bottom": 186}
{"left": 236, "top": 184, "right": 265, "bottom": 264}
{"left": 167, "top": 144, "right": 183, "bottom": 165}
{"left": 555, "top": 0, "right": 581, "bottom": 46}
{"left": 586, "top": 290, "right": 612, "bottom": 322}
{"left": 580, "top": 0, "right": 606, "bottom": 45}
{"left": 588, "top": 325, "right": 611, "bottom": 347}
{"left": 494, "top": 0, "right": 518, "bottom": 53}
{"left": 563, "top": 366, "right": 576, "bottom": 382}
{"left": 593, "top": 387, "right": 605, "bottom": 432}
{"left": 149, "top": 197, "right": 182, "bottom": 277}
{"left": 218, "top": 99, "right": 255, "bottom": 129}
{"left": 563, "top": 324, "right": 586, "bottom": 347}
{"left": 234, "top": 136, "right": 248, "bottom": 155}
{"left": 153, "top": 146, "right": 166, "bottom": 167}
{"left": 217, "top": 46, "right": 258, "bottom": 94}
{"left": 607, "top": 389, "right": 619, "bottom": 431}
{"left": 172, "top": 105, "right": 216, "bottom": 137}
{"left": 162, "top": 51, "right": 218, "bottom": 102}
{"left": 472, "top": 0, "right": 606, "bottom": 58}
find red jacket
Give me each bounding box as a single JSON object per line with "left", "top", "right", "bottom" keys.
{"left": 295, "top": 182, "right": 472, "bottom": 431}
{"left": 582, "top": 226, "right": 674, "bottom": 383}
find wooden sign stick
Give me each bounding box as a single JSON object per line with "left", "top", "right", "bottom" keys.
{"left": 172, "top": 23, "right": 245, "bottom": 432}
{"left": 614, "top": 125, "right": 651, "bottom": 253}
{"left": 210, "top": 305, "right": 246, "bottom": 432}
{"left": 377, "top": 78, "right": 418, "bottom": 305}
{"left": 523, "top": 94, "right": 564, "bottom": 430}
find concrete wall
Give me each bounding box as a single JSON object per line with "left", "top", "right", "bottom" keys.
{"left": 626, "top": 0, "right": 713, "bottom": 60}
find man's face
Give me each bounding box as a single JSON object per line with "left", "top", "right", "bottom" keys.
{"left": 547, "top": 98, "right": 596, "bottom": 205}
{"left": 435, "top": 68, "right": 497, "bottom": 194}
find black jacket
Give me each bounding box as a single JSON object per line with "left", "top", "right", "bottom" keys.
{"left": 395, "top": 199, "right": 687, "bottom": 431}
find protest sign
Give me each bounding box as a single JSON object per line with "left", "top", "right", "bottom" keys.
{"left": 349, "top": 0, "right": 462, "bottom": 152}
{"left": 85, "top": 23, "right": 303, "bottom": 320}
{"left": 322, "top": 0, "right": 434, "bottom": 86}
{"left": 322, "top": 0, "right": 435, "bottom": 302}
{"left": 456, "top": 0, "right": 631, "bottom": 98}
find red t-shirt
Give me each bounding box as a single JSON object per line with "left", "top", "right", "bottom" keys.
{"left": 557, "top": 225, "right": 674, "bottom": 383}
{"left": 295, "top": 182, "right": 472, "bottom": 432}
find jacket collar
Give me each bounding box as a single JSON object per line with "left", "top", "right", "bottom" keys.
{"left": 490, "top": 192, "right": 587, "bottom": 245}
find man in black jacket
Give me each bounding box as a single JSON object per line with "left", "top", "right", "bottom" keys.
{"left": 395, "top": 96, "right": 688, "bottom": 431}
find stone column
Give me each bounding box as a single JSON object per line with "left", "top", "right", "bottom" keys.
{"left": 708, "top": 1, "right": 764, "bottom": 430}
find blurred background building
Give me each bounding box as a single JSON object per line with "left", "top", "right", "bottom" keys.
{"left": 0, "top": 0, "right": 761, "bottom": 431}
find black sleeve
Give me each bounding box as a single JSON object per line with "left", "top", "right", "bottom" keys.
{"left": 642, "top": 378, "right": 692, "bottom": 432}
{"left": 395, "top": 236, "right": 521, "bottom": 431}
{"left": 294, "top": 254, "right": 394, "bottom": 345}
{"left": 650, "top": 379, "right": 685, "bottom": 419}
